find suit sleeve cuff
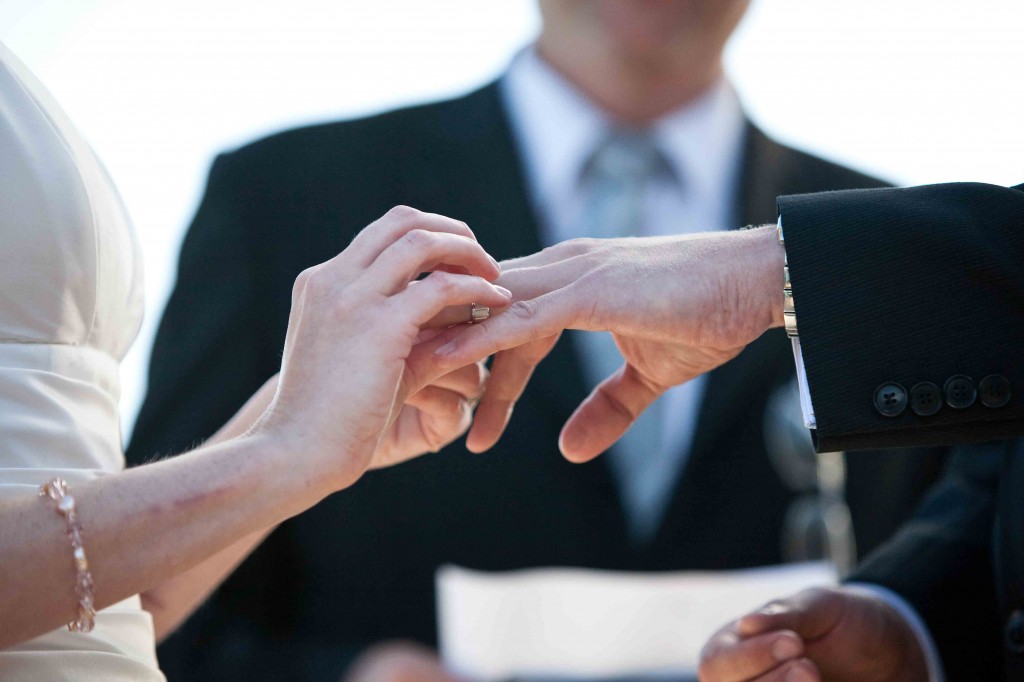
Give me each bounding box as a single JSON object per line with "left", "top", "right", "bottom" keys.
{"left": 845, "top": 582, "right": 945, "bottom": 682}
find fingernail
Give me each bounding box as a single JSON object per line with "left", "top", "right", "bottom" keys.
{"left": 489, "top": 254, "right": 501, "bottom": 269}
{"left": 436, "top": 340, "right": 458, "bottom": 356}
{"left": 495, "top": 285, "right": 512, "bottom": 299}
{"left": 772, "top": 635, "right": 802, "bottom": 662}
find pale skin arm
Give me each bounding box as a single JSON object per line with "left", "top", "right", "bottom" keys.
{"left": 420, "top": 225, "right": 786, "bottom": 460}
{"left": 138, "top": 374, "right": 279, "bottom": 642}
{"left": 0, "top": 207, "right": 511, "bottom": 649}
{"left": 142, "top": 359, "right": 490, "bottom": 642}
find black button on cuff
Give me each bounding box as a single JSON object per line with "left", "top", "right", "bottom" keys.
{"left": 874, "top": 383, "right": 907, "bottom": 417}
{"left": 910, "top": 382, "right": 942, "bottom": 417}
{"left": 980, "top": 374, "right": 1012, "bottom": 408}
{"left": 945, "top": 375, "right": 977, "bottom": 409}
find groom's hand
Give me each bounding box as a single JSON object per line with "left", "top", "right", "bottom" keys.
{"left": 422, "top": 226, "right": 784, "bottom": 461}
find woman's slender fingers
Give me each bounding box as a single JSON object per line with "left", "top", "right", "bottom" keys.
{"left": 465, "top": 335, "right": 560, "bottom": 453}
{"left": 381, "top": 387, "right": 472, "bottom": 463}
{"left": 363, "top": 230, "right": 500, "bottom": 295}
{"left": 393, "top": 271, "right": 512, "bottom": 327}
{"left": 343, "top": 206, "right": 477, "bottom": 268}
{"left": 427, "top": 289, "right": 578, "bottom": 368}
{"left": 429, "top": 361, "right": 489, "bottom": 400}
{"left": 406, "top": 385, "right": 474, "bottom": 452}
{"left": 422, "top": 301, "right": 514, "bottom": 329}
{"left": 405, "top": 385, "right": 470, "bottom": 420}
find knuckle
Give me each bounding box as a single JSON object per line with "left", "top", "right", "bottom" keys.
{"left": 401, "top": 228, "right": 434, "bottom": 251}
{"left": 386, "top": 204, "right": 420, "bottom": 221}
{"left": 292, "top": 267, "right": 314, "bottom": 295}
{"left": 298, "top": 266, "right": 330, "bottom": 298}
{"left": 563, "top": 237, "right": 599, "bottom": 256}
{"left": 428, "top": 271, "right": 457, "bottom": 294}
{"left": 455, "top": 219, "right": 477, "bottom": 241}
{"left": 506, "top": 299, "right": 538, "bottom": 322}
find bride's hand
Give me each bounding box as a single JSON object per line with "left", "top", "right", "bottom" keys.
{"left": 251, "top": 206, "right": 510, "bottom": 492}
{"left": 371, "top": 360, "right": 489, "bottom": 469}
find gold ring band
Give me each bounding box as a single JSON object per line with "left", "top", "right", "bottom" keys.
{"left": 469, "top": 303, "right": 490, "bottom": 324}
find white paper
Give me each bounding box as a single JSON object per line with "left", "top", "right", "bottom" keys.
{"left": 438, "top": 562, "right": 837, "bottom": 680}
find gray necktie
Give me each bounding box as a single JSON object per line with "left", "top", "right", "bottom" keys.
{"left": 572, "top": 131, "right": 677, "bottom": 545}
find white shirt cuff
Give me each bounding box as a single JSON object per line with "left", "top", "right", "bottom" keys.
{"left": 845, "top": 583, "right": 945, "bottom": 682}
{"left": 791, "top": 337, "right": 817, "bottom": 429}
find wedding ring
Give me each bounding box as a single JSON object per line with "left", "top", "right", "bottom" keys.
{"left": 469, "top": 303, "right": 490, "bottom": 324}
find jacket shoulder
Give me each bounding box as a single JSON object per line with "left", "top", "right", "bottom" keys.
{"left": 217, "top": 83, "right": 500, "bottom": 175}
{"left": 778, "top": 141, "right": 892, "bottom": 191}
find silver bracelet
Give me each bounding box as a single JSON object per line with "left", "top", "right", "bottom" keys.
{"left": 777, "top": 217, "right": 797, "bottom": 337}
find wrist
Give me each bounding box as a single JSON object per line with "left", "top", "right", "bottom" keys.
{"left": 244, "top": 418, "right": 359, "bottom": 503}
{"left": 743, "top": 224, "right": 786, "bottom": 331}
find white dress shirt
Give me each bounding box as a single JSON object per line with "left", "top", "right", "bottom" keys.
{"left": 500, "top": 47, "right": 746, "bottom": 540}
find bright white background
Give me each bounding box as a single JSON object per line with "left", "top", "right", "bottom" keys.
{"left": 2, "top": 0, "right": 1022, "bottom": 439}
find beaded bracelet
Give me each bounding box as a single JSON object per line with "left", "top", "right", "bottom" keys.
{"left": 39, "top": 478, "right": 96, "bottom": 633}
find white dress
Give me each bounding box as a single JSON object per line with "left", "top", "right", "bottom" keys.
{"left": 0, "top": 41, "right": 165, "bottom": 680}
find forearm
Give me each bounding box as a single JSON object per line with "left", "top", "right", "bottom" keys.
{"left": 143, "top": 528, "right": 270, "bottom": 642}
{"left": 738, "top": 224, "right": 786, "bottom": 332}
{"left": 140, "top": 376, "right": 281, "bottom": 639}
{"left": 0, "top": 430, "right": 326, "bottom": 649}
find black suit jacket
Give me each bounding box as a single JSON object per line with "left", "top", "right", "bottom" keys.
{"left": 127, "top": 82, "right": 946, "bottom": 681}
{"left": 781, "top": 181, "right": 1024, "bottom": 679}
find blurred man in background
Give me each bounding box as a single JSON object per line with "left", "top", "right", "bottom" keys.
{"left": 128, "top": 1, "right": 946, "bottom": 679}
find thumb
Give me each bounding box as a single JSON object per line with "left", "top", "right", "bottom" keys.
{"left": 737, "top": 588, "right": 846, "bottom": 643}
{"left": 558, "top": 363, "right": 664, "bottom": 463}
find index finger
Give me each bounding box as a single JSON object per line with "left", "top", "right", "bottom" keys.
{"left": 465, "top": 334, "right": 560, "bottom": 453}
{"left": 428, "top": 290, "right": 578, "bottom": 370}
{"left": 344, "top": 206, "right": 477, "bottom": 268}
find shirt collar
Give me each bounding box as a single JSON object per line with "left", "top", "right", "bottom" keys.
{"left": 651, "top": 78, "right": 745, "bottom": 205}
{"left": 500, "top": 45, "right": 746, "bottom": 214}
